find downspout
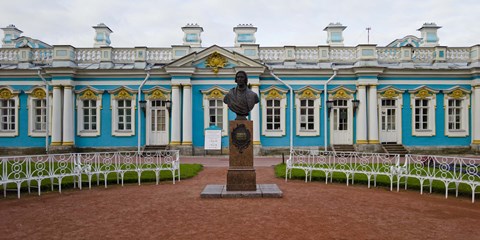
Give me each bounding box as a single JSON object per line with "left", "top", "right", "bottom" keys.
{"left": 267, "top": 68, "right": 294, "bottom": 151}
{"left": 137, "top": 70, "right": 151, "bottom": 153}
{"left": 37, "top": 70, "right": 50, "bottom": 154}
{"left": 324, "top": 69, "right": 337, "bottom": 151}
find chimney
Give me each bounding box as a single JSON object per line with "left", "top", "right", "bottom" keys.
{"left": 417, "top": 23, "right": 441, "bottom": 47}
{"left": 233, "top": 24, "right": 257, "bottom": 47}
{"left": 324, "top": 22, "right": 347, "bottom": 46}
{"left": 1, "top": 24, "right": 23, "bottom": 48}
{"left": 93, "top": 23, "right": 113, "bottom": 48}
{"left": 182, "top": 23, "right": 203, "bottom": 47}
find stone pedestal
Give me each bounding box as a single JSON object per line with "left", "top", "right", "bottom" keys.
{"left": 226, "top": 120, "right": 256, "bottom": 191}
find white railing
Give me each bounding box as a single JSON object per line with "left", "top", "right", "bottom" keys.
{"left": 0, "top": 49, "right": 18, "bottom": 63}
{"left": 286, "top": 150, "right": 480, "bottom": 203}
{"left": 112, "top": 48, "right": 136, "bottom": 63}
{"left": 412, "top": 48, "right": 435, "bottom": 62}
{"left": 259, "top": 47, "right": 285, "bottom": 62}
{"left": 447, "top": 47, "right": 471, "bottom": 62}
{"left": 328, "top": 47, "right": 357, "bottom": 62}
{"left": 377, "top": 47, "right": 401, "bottom": 62}
{"left": 295, "top": 47, "right": 319, "bottom": 62}
{"left": 146, "top": 48, "right": 173, "bottom": 63}
{"left": 1, "top": 150, "right": 180, "bottom": 199}
{"left": 32, "top": 49, "right": 53, "bottom": 64}
{"left": 75, "top": 48, "right": 101, "bottom": 63}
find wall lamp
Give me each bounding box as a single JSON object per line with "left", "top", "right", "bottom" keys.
{"left": 139, "top": 100, "right": 147, "bottom": 113}
{"left": 352, "top": 99, "right": 360, "bottom": 113}
{"left": 326, "top": 100, "right": 334, "bottom": 116}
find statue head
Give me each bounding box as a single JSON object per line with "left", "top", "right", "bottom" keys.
{"left": 235, "top": 71, "right": 248, "bottom": 89}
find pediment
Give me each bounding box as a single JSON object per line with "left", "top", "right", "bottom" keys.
{"left": 166, "top": 45, "right": 265, "bottom": 72}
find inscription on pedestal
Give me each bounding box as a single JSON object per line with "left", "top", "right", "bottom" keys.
{"left": 227, "top": 120, "right": 256, "bottom": 191}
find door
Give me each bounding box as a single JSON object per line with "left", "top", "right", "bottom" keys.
{"left": 330, "top": 100, "right": 352, "bottom": 144}
{"left": 379, "top": 99, "right": 398, "bottom": 143}
{"left": 147, "top": 100, "right": 169, "bottom": 145}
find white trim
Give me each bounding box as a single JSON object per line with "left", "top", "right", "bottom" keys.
{"left": 0, "top": 86, "right": 19, "bottom": 137}
{"left": 294, "top": 87, "right": 321, "bottom": 136}
{"left": 443, "top": 90, "right": 470, "bottom": 137}
{"left": 410, "top": 92, "right": 436, "bottom": 137}
{"left": 76, "top": 97, "right": 102, "bottom": 137}
{"left": 110, "top": 89, "right": 136, "bottom": 137}
{"left": 201, "top": 87, "right": 229, "bottom": 136}
{"left": 261, "top": 86, "right": 287, "bottom": 137}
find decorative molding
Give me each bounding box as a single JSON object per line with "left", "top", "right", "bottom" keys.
{"left": 332, "top": 89, "right": 352, "bottom": 99}
{"left": 148, "top": 89, "right": 168, "bottom": 100}
{"left": 114, "top": 89, "right": 133, "bottom": 100}
{"left": 447, "top": 89, "right": 465, "bottom": 99}
{"left": 265, "top": 89, "right": 285, "bottom": 100}
{"left": 206, "top": 89, "right": 225, "bottom": 99}
{"left": 382, "top": 89, "right": 399, "bottom": 99}
{"left": 415, "top": 89, "right": 433, "bottom": 99}
{"left": 206, "top": 52, "right": 228, "bottom": 74}
{"left": 79, "top": 89, "right": 98, "bottom": 100}
{"left": 0, "top": 89, "right": 14, "bottom": 99}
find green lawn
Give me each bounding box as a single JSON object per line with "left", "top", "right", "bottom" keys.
{"left": 275, "top": 163, "right": 478, "bottom": 197}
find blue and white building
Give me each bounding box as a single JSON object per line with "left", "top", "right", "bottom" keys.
{"left": 1, "top": 22, "right": 479, "bottom": 155}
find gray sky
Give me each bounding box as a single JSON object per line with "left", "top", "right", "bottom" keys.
{"left": 1, "top": 0, "right": 479, "bottom": 48}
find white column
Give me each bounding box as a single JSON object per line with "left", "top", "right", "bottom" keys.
{"left": 51, "top": 86, "right": 62, "bottom": 146}
{"left": 473, "top": 86, "right": 480, "bottom": 144}
{"left": 251, "top": 84, "right": 261, "bottom": 145}
{"left": 62, "top": 86, "right": 74, "bottom": 146}
{"left": 368, "top": 85, "right": 379, "bottom": 144}
{"left": 171, "top": 85, "right": 181, "bottom": 145}
{"left": 182, "top": 84, "right": 192, "bottom": 145}
{"left": 356, "top": 85, "right": 368, "bottom": 144}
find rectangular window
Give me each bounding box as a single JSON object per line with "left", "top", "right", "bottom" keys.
{"left": 82, "top": 100, "right": 97, "bottom": 131}
{"left": 0, "top": 99, "right": 15, "bottom": 131}
{"left": 448, "top": 99, "right": 462, "bottom": 130}
{"left": 266, "top": 99, "right": 281, "bottom": 130}
{"left": 33, "top": 99, "right": 47, "bottom": 131}
{"left": 414, "top": 99, "right": 429, "bottom": 130}
{"left": 117, "top": 99, "right": 132, "bottom": 131}
{"left": 299, "top": 99, "right": 315, "bottom": 131}
{"left": 208, "top": 99, "right": 223, "bottom": 129}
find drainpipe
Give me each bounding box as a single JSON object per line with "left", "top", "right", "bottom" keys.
{"left": 37, "top": 70, "right": 50, "bottom": 154}
{"left": 267, "top": 68, "right": 294, "bottom": 151}
{"left": 324, "top": 69, "right": 337, "bottom": 151}
{"left": 137, "top": 70, "right": 151, "bottom": 154}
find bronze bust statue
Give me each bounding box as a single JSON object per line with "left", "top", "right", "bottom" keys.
{"left": 223, "top": 71, "right": 259, "bottom": 120}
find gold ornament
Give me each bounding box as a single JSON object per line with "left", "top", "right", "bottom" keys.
{"left": 299, "top": 89, "right": 318, "bottom": 99}
{"left": 207, "top": 89, "right": 224, "bottom": 99}
{"left": 448, "top": 89, "right": 465, "bottom": 99}
{"left": 0, "top": 89, "right": 13, "bottom": 99}
{"left": 148, "top": 89, "right": 167, "bottom": 100}
{"left": 115, "top": 89, "right": 133, "bottom": 100}
{"left": 206, "top": 52, "right": 227, "bottom": 74}
{"left": 266, "top": 89, "right": 284, "bottom": 99}
{"left": 333, "top": 89, "right": 352, "bottom": 99}
{"left": 415, "top": 89, "right": 432, "bottom": 99}
{"left": 79, "top": 89, "right": 97, "bottom": 100}
{"left": 32, "top": 89, "right": 46, "bottom": 99}
{"left": 382, "top": 89, "right": 399, "bottom": 99}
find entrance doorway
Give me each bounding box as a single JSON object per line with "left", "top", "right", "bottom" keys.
{"left": 330, "top": 99, "right": 353, "bottom": 144}
{"left": 147, "top": 100, "right": 169, "bottom": 145}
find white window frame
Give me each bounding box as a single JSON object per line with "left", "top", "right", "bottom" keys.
{"left": 26, "top": 87, "right": 52, "bottom": 137}
{"left": 261, "top": 86, "right": 287, "bottom": 137}
{"left": 443, "top": 87, "right": 470, "bottom": 137}
{"left": 109, "top": 87, "right": 137, "bottom": 137}
{"left": 201, "top": 87, "right": 228, "bottom": 136}
{"left": 295, "top": 87, "right": 321, "bottom": 136}
{"left": 76, "top": 87, "right": 103, "bottom": 137}
{"left": 409, "top": 87, "right": 438, "bottom": 137}
{"left": 0, "top": 87, "right": 20, "bottom": 137}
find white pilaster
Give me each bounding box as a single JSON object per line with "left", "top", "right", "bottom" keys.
{"left": 473, "top": 86, "right": 480, "bottom": 144}
{"left": 356, "top": 85, "right": 368, "bottom": 144}
{"left": 251, "top": 84, "right": 261, "bottom": 145}
{"left": 182, "top": 85, "right": 192, "bottom": 145}
{"left": 368, "top": 85, "right": 379, "bottom": 144}
{"left": 62, "top": 86, "right": 74, "bottom": 146}
{"left": 51, "top": 86, "right": 63, "bottom": 146}
{"left": 171, "top": 85, "right": 181, "bottom": 145}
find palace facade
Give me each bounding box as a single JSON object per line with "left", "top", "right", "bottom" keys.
{"left": 1, "top": 22, "right": 479, "bottom": 155}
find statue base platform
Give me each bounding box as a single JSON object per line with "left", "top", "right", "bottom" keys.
{"left": 200, "top": 184, "right": 283, "bottom": 198}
